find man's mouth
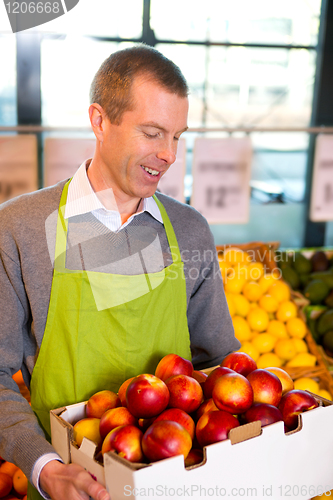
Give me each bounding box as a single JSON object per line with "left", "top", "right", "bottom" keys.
{"left": 141, "top": 165, "right": 160, "bottom": 177}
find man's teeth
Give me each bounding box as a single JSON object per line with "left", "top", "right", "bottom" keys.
{"left": 142, "top": 166, "right": 159, "bottom": 176}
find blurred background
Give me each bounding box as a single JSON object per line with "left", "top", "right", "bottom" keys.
{"left": 1, "top": 0, "right": 333, "bottom": 249}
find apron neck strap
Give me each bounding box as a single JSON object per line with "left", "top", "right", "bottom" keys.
{"left": 54, "top": 180, "right": 71, "bottom": 271}
{"left": 54, "top": 184, "right": 182, "bottom": 270}
{"left": 153, "top": 194, "right": 182, "bottom": 264}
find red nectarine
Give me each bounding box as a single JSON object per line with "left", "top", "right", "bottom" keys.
{"left": 196, "top": 410, "right": 239, "bottom": 447}
{"left": 155, "top": 354, "right": 193, "bottom": 382}
{"left": 221, "top": 351, "right": 257, "bottom": 377}
{"left": 165, "top": 374, "right": 203, "bottom": 414}
{"left": 99, "top": 407, "right": 137, "bottom": 439}
{"left": 142, "top": 420, "right": 192, "bottom": 462}
{"left": 247, "top": 369, "right": 282, "bottom": 407}
{"left": 212, "top": 372, "right": 253, "bottom": 414}
{"left": 101, "top": 425, "right": 143, "bottom": 463}
{"left": 86, "top": 390, "right": 121, "bottom": 419}
{"left": 126, "top": 374, "right": 169, "bottom": 418}
{"left": 278, "top": 389, "right": 319, "bottom": 430}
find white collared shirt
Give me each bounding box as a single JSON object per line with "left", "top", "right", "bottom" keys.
{"left": 64, "top": 160, "right": 163, "bottom": 230}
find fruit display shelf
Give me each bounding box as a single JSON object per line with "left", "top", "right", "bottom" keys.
{"left": 216, "top": 241, "right": 332, "bottom": 380}
{"left": 216, "top": 240, "right": 280, "bottom": 274}
{"left": 276, "top": 247, "right": 333, "bottom": 370}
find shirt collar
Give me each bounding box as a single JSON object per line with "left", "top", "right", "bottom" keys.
{"left": 64, "top": 159, "right": 163, "bottom": 224}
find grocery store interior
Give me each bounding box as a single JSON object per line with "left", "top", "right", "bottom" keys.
{"left": 1, "top": 0, "right": 333, "bottom": 249}
{"left": 2, "top": 2, "right": 333, "bottom": 498}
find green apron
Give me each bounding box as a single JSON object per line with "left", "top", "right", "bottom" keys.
{"left": 28, "top": 180, "right": 191, "bottom": 499}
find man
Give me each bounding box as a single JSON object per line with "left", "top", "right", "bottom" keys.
{"left": 0, "top": 45, "right": 239, "bottom": 500}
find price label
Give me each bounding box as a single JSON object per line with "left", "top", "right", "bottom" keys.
{"left": 157, "top": 138, "right": 186, "bottom": 202}
{"left": 0, "top": 135, "right": 38, "bottom": 203}
{"left": 44, "top": 137, "right": 96, "bottom": 187}
{"left": 310, "top": 134, "right": 333, "bottom": 222}
{"left": 191, "top": 137, "right": 252, "bottom": 223}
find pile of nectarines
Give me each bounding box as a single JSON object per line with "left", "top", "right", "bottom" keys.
{"left": 0, "top": 458, "right": 28, "bottom": 500}
{"left": 72, "top": 351, "right": 321, "bottom": 468}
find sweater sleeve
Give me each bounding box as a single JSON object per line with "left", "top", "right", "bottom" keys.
{"left": 183, "top": 219, "right": 241, "bottom": 370}
{"left": 0, "top": 245, "right": 56, "bottom": 482}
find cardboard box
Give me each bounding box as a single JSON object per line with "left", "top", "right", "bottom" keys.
{"left": 50, "top": 396, "right": 333, "bottom": 500}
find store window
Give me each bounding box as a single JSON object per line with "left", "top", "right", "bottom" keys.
{"left": 0, "top": 35, "right": 17, "bottom": 126}
{"left": 4, "top": 0, "right": 329, "bottom": 247}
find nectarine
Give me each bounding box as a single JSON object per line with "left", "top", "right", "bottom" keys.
{"left": 221, "top": 351, "right": 257, "bottom": 377}
{"left": 165, "top": 374, "right": 203, "bottom": 414}
{"left": 155, "top": 353, "right": 193, "bottom": 381}
{"left": 101, "top": 425, "right": 143, "bottom": 463}
{"left": 86, "top": 390, "right": 121, "bottom": 419}
{"left": 142, "top": 420, "right": 192, "bottom": 462}
{"left": 247, "top": 369, "right": 282, "bottom": 407}
{"left": 212, "top": 372, "right": 253, "bottom": 414}
{"left": 196, "top": 410, "right": 240, "bottom": 447}
{"left": 126, "top": 374, "right": 169, "bottom": 418}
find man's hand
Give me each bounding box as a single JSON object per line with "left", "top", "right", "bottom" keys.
{"left": 39, "top": 460, "right": 110, "bottom": 500}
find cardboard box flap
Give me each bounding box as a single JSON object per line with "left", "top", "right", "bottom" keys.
{"left": 229, "top": 420, "right": 261, "bottom": 444}
{"left": 50, "top": 407, "right": 73, "bottom": 464}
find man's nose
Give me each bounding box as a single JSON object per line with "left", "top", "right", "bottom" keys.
{"left": 156, "top": 140, "right": 177, "bottom": 165}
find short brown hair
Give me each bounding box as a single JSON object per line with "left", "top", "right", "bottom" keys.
{"left": 90, "top": 44, "right": 189, "bottom": 124}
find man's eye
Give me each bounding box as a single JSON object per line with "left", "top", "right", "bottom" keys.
{"left": 174, "top": 136, "right": 180, "bottom": 141}
{"left": 144, "top": 133, "right": 158, "bottom": 138}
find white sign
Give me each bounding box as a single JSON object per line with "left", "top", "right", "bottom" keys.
{"left": 310, "top": 134, "right": 333, "bottom": 222}
{"left": 44, "top": 137, "right": 96, "bottom": 187}
{"left": 191, "top": 137, "right": 252, "bottom": 224}
{"left": 0, "top": 135, "right": 38, "bottom": 204}
{"left": 157, "top": 138, "right": 186, "bottom": 203}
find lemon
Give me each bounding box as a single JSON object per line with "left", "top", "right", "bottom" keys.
{"left": 225, "top": 292, "right": 236, "bottom": 317}
{"left": 231, "top": 293, "right": 250, "bottom": 317}
{"left": 286, "top": 317, "right": 307, "bottom": 339}
{"left": 291, "top": 338, "right": 308, "bottom": 353}
{"left": 224, "top": 273, "right": 246, "bottom": 294}
{"left": 252, "top": 333, "right": 277, "bottom": 353}
{"left": 276, "top": 300, "right": 298, "bottom": 323}
{"left": 239, "top": 341, "right": 260, "bottom": 362}
{"left": 274, "top": 338, "right": 297, "bottom": 361}
{"left": 232, "top": 315, "right": 252, "bottom": 342}
{"left": 257, "top": 352, "right": 282, "bottom": 369}
{"left": 268, "top": 280, "right": 291, "bottom": 303}
{"left": 259, "top": 294, "right": 279, "bottom": 313}
{"left": 247, "top": 307, "right": 270, "bottom": 332}
{"left": 258, "top": 273, "right": 280, "bottom": 293}
{"left": 246, "top": 262, "right": 265, "bottom": 281}
{"left": 294, "top": 377, "right": 319, "bottom": 394}
{"left": 243, "top": 281, "right": 263, "bottom": 302}
{"left": 219, "top": 259, "right": 233, "bottom": 278}
{"left": 318, "top": 389, "right": 332, "bottom": 400}
{"left": 267, "top": 320, "right": 288, "bottom": 339}
{"left": 223, "top": 247, "right": 248, "bottom": 265}
{"left": 286, "top": 352, "right": 317, "bottom": 367}
{"left": 233, "top": 262, "right": 249, "bottom": 276}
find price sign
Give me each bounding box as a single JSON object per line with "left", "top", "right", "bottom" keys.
{"left": 0, "top": 135, "right": 38, "bottom": 203}
{"left": 310, "top": 134, "right": 333, "bottom": 222}
{"left": 157, "top": 138, "right": 186, "bottom": 202}
{"left": 44, "top": 137, "right": 96, "bottom": 187}
{"left": 191, "top": 137, "right": 252, "bottom": 223}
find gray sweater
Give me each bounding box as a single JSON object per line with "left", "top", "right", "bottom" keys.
{"left": 0, "top": 180, "right": 239, "bottom": 481}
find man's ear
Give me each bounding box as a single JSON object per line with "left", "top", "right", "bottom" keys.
{"left": 89, "top": 103, "right": 106, "bottom": 141}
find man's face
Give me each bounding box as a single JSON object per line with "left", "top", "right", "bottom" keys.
{"left": 96, "top": 75, "right": 189, "bottom": 204}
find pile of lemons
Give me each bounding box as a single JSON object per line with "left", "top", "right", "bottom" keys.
{"left": 220, "top": 247, "right": 317, "bottom": 370}
{"left": 293, "top": 376, "right": 331, "bottom": 400}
